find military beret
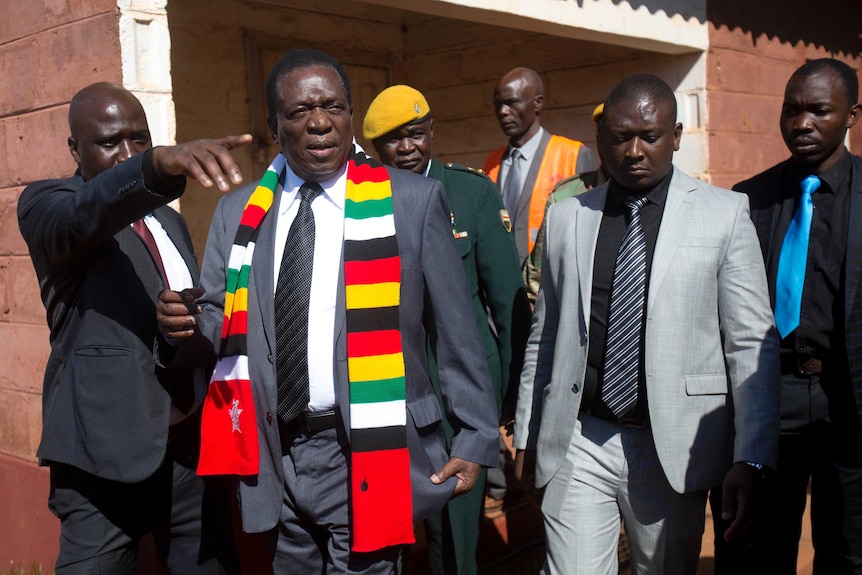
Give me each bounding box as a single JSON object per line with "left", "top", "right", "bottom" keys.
{"left": 592, "top": 103, "right": 604, "bottom": 124}
{"left": 363, "top": 85, "right": 430, "bottom": 141}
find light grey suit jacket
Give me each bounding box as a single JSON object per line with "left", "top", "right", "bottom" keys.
{"left": 514, "top": 167, "right": 780, "bottom": 494}
{"left": 191, "top": 166, "right": 499, "bottom": 533}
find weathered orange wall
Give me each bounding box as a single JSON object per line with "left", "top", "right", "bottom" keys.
{"left": 706, "top": 0, "right": 862, "bottom": 189}
{"left": 0, "top": 0, "right": 122, "bottom": 569}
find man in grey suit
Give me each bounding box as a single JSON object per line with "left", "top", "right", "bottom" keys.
{"left": 513, "top": 74, "right": 780, "bottom": 574}
{"left": 157, "top": 49, "right": 498, "bottom": 573}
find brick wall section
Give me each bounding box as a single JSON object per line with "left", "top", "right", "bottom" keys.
{"left": 0, "top": 0, "right": 123, "bottom": 567}
{"left": 705, "top": 1, "right": 862, "bottom": 189}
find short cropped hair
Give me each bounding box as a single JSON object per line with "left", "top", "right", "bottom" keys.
{"left": 603, "top": 74, "right": 677, "bottom": 122}
{"left": 790, "top": 58, "right": 859, "bottom": 107}
{"left": 265, "top": 49, "right": 352, "bottom": 118}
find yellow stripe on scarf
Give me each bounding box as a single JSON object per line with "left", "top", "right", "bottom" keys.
{"left": 345, "top": 179, "right": 393, "bottom": 202}
{"left": 348, "top": 352, "right": 406, "bottom": 381}
{"left": 346, "top": 282, "right": 400, "bottom": 308}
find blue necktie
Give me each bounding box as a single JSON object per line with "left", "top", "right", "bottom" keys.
{"left": 774, "top": 175, "right": 820, "bottom": 338}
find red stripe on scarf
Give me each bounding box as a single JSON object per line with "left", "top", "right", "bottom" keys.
{"left": 347, "top": 161, "right": 390, "bottom": 183}
{"left": 224, "top": 310, "right": 247, "bottom": 338}
{"left": 346, "top": 329, "right": 403, "bottom": 357}
{"left": 350, "top": 448, "right": 414, "bottom": 551}
{"left": 239, "top": 203, "right": 268, "bottom": 228}
{"left": 198, "top": 379, "right": 259, "bottom": 476}
{"left": 344, "top": 256, "right": 401, "bottom": 285}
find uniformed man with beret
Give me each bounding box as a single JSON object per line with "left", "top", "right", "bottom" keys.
{"left": 363, "top": 85, "right": 531, "bottom": 575}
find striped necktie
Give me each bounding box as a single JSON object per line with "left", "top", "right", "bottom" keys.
{"left": 275, "top": 182, "right": 323, "bottom": 425}
{"left": 602, "top": 194, "right": 649, "bottom": 418}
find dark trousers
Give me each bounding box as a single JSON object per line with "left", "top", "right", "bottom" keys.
{"left": 712, "top": 373, "right": 862, "bottom": 575}
{"left": 271, "top": 425, "right": 405, "bottom": 574}
{"left": 48, "top": 415, "right": 225, "bottom": 574}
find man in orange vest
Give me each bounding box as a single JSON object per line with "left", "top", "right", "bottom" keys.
{"left": 484, "top": 67, "right": 597, "bottom": 266}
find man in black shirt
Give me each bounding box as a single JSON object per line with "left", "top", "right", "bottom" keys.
{"left": 513, "top": 74, "right": 779, "bottom": 574}
{"left": 719, "top": 58, "right": 862, "bottom": 575}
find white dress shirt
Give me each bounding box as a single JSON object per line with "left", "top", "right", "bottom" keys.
{"left": 273, "top": 163, "right": 346, "bottom": 413}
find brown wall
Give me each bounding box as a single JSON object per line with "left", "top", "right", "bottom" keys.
{"left": 0, "top": 0, "right": 123, "bottom": 568}
{"left": 705, "top": 0, "right": 862, "bottom": 189}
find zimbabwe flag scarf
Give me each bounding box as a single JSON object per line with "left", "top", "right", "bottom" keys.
{"left": 197, "top": 149, "right": 414, "bottom": 552}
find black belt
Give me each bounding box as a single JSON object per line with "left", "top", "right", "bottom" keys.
{"left": 283, "top": 409, "right": 339, "bottom": 434}
{"left": 780, "top": 354, "right": 823, "bottom": 376}
{"left": 580, "top": 406, "right": 648, "bottom": 430}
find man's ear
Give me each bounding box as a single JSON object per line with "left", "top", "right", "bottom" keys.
{"left": 673, "top": 122, "right": 683, "bottom": 152}
{"left": 534, "top": 94, "right": 544, "bottom": 114}
{"left": 266, "top": 116, "right": 277, "bottom": 142}
{"left": 429, "top": 118, "right": 434, "bottom": 138}
{"left": 847, "top": 103, "right": 861, "bottom": 130}
{"left": 68, "top": 136, "right": 81, "bottom": 165}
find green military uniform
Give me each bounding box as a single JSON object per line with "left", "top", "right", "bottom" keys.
{"left": 524, "top": 170, "right": 606, "bottom": 303}
{"left": 425, "top": 158, "right": 530, "bottom": 575}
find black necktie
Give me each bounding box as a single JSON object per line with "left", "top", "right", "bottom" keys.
{"left": 601, "top": 194, "right": 649, "bottom": 418}
{"left": 275, "top": 182, "right": 323, "bottom": 425}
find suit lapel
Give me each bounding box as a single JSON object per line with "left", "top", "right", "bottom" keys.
{"left": 576, "top": 188, "right": 606, "bottom": 323}
{"left": 517, "top": 130, "right": 551, "bottom": 220}
{"left": 254, "top": 186, "right": 281, "bottom": 352}
{"left": 648, "top": 168, "right": 696, "bottom": 311}
{"left": 845, "top": 155, "right": 862, "bottom": 320}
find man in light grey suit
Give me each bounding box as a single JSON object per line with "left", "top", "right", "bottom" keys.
{"left": 157, "top": 49, "right": 498, "bottom": 573}
{"left": 513, "top": 74, "right": 780, "bottom": 574}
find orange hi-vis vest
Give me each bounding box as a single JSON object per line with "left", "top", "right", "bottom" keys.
{"left": 484, "top": 135, "right": 584, "bottom": 254}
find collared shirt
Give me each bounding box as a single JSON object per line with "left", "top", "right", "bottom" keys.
{"left": 142, "top": 214, "right": 194, "bottom": 291}
{"left": 273, "top": 162, "right": 347, "bottom": 412}
{"left": 139, "top": 214, "right": 203, "bottom": 424}
{"left": 771, "top": 152, "right": 851, "bottom": 366}
{"left": 583, "top": 169, "right": 672, "bottom": 421}
{"left": 498, "top": 127, "right": 545, "bottom": 195}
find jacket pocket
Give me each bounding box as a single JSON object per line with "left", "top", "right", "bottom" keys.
{"left": 407, "top": 393, "right": 443, "bottom": 429}
{"left": 684, "top": 374, "right": 728, "bottom": 396}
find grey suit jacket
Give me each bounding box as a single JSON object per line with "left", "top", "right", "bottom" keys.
{"left": 514, "top": 167, "right": 780, "bottom": 493}
{"left": 191, "top": 165, "right": 499, "bottom": 533}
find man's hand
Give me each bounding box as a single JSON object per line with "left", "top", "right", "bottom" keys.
{"left": 157, "top": 287, "right": 204, "bottom": 339}
{"left": 151, "top": 134, "right": 253, "bottom": 192}
{"left": 514, "top": 449, "right": 536, "bottom": 488}
{"left": 430, "top": 457, "right": 482, "bottom": 498}
{"left": 721, "top": 462, "right": 763, "bottom": 542}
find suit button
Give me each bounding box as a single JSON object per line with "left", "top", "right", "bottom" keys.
{"left": 266, "top": 412, "right": 273, "bottom": 424}
{"left": 267, "top": 354, "right": 273, "bottom": 363}
{"left": 572, "top": 383, "right": 580, "bottom": 393}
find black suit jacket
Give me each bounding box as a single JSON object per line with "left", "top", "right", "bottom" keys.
{"left": 734, "top": 153, "right": 862, "bottom": 423}
{"left": 18, "top": 154, "right": 203, "bottom": 483}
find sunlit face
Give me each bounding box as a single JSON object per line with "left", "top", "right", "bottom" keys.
{"left": 598, "top": 97, "right": 681, "bottom": 192}
{"left": 68, "top": 94, "right": 151, "bottom": 181}
{"left": 267, "top": 65, "right": 354, "bottom": 182}
{"left": 493, "top": 76, "right": 541, "bottom": 144}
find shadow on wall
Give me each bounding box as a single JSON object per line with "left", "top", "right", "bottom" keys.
{"left": 580, "top": 0, "right": 861, "bottom": 57}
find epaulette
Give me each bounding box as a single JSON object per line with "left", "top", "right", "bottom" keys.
{"left": 445, "top": 162, "right": 486, "bottom": 177}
